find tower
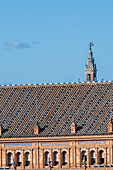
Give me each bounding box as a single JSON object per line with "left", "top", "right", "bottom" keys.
{"left": 85, "top": 42, "right": 97, "bottom": 81}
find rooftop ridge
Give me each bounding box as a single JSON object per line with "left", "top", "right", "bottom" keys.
{"left": 0, "top": 80, "right": 113, "bottom": 87}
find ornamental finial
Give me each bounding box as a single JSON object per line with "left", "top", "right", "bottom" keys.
{"left": 73, "top": 118, "right": 75, "bottom": 124}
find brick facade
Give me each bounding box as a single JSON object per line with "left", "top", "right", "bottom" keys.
{"left": 0, "top": 135, "right": 113, "bottom": 169}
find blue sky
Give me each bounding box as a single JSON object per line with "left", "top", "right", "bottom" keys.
{"left": 0, "top": 0, "right": 113, "bottom": 85}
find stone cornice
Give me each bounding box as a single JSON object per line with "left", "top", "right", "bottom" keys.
{"left": 1, "top": 134, "right": 113, "bottom": 143}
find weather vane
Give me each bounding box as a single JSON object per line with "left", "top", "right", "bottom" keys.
{"left": 89, "top": 41, "right": 94, "bottom": 50}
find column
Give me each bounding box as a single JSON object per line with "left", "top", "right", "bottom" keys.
{"left": 12, "top": 150, "right": 16, "bottom": 167}
{"left": 33, "top": 149, "right": 36, "bottom": 168}
{"left": 39, "top": 149, "right": 43, "bottom": 168}
{"left": 2, "top": 150, "right": 6, "bottom": 167}
{"left": 73, "top": 147, "right": 76, "bottom": 167}
{"left": 50, "top": 149, "right": 53, "bottom": 167}
{"left": 30, "top": 149, "right": 33, "bottom": 168}
{"left": 76, "top": 148, "right": 80, "bottom": 167}
{"left": 37, "top": 147, "right": 39, "bottom": 168}
{"left": 107, "top": 147, "right": 110, "bottom": 165}
{"left": 108, "top": 148, "right": 111, "bottom": 164}
{"left": 34, "top": 148, "right": 37, "bottom": 169}
{"left": 12, "top": 150, "right": 15, "bottom": 168}
{"left": 21, "top": 149, "right": 24, "bottom": 169}
{"left": 58, "top": 148, "right": 61, "bottom": 168}
{"left": 0, "top": 149, "right": 1, "bottom": 167}
{"left": 95, "top": 148, "right": 98, "bottom": 165}
{"left": 70, "top": 148, "right": 74, "bottom": 168}
{"left": 111, "top": 146, "right": 113, "bottom": 164}
{"left": 104, "top": 147, "right": 107, "bottom": 165}
{"left": 67, "top": 148, "right": 70, "bottom": 168}
{"left": 86, "top": 148, "right": 89, "bottom": 167}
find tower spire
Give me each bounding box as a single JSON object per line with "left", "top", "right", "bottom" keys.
{"left": 85, "top": 42, "right": 97, "bottom": 81}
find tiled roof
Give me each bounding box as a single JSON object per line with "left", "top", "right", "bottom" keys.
{"left": 0, "top": 81, "right": 113, "bottom": 138}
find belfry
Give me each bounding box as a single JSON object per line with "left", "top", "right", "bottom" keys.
{"left": 85, "top": 42, "right": 97, "bottom": 81}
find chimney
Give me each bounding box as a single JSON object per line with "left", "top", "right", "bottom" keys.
{"left": 108, "top": 118, "right": 113, "bottom": 132}
{"left": 0, "top": 125, "right": 3, "bottom": 136}
{"left": 71, "top": 119, "right": 77, "bottom": 133}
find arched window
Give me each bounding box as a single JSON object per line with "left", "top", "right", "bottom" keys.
{"left": 81, "top": 151, "right": 87, "bottom": 164}
{"left": 8, "top": 152, "right": 12, "bottom": 166}
{"left": 87, "top": 74, "right": 91, "bottom": 81}
{"left": 91, "top": 151, "right": 95, "bottom": 165}
{"left": 62, "top": 151, "right": 67, "bottom": 165}
{"left": 17, "top": 152, "right": 21, "bottom": 166}
{"left": 53, "top": 151, "right": 58, "bottom": 166}
{"left": 25, "top": 152, "right": 30, "bottom": 166}
{"left": 99, "top": 150, "right": 104, "bottom": 164}
{"left": 45, "top": 152, "right": 49, "bottom": 166}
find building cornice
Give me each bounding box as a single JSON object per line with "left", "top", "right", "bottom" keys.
{"left": 1, "top": 134, "right": 113, "bottom": 143}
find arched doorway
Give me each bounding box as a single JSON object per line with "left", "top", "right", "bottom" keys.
{"left": 45, "top": 151, "right": 49, "bottom": 166}
{"left": 25, "top": 152, "right": 30, "bottom": 166}
{"left": 16, "top": 152, "right": 21, "bottom": 166}
{"left": 62, "top": 151, "right": 67, "bottom": 165}
{"left": 8, "top": 152, "right": 12, "bottom": 166}
{"left": 90, "top": 150, "right": 95, "bottom": 165}
{"left": 99, "top": 150, "right": 104, "bottom": 164}
{"left": 53, "top": 151, "right": 58, "bottom": 166}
